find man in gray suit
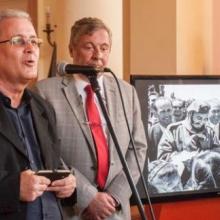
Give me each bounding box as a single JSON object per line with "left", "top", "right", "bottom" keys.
{"left": 34, "top": 17, "right": 147, "bottom": 220}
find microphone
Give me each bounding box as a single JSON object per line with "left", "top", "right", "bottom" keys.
{"left": 57, "top": 62, "right": 111, "bottom": 76}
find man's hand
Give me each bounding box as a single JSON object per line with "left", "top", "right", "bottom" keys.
{"left": 82, "top": 192, "right": 117, "bottom": 220}
{"left": 47, "top": 174, "right": 76, "bottom": 198}
{"left": 186, "top": 134, "right": 206, "bottom": 151}
{"left": 20, "top": 169, "right": 51, "bottom": 202}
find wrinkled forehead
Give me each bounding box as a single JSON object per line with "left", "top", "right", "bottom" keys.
{"left": 71, "top": 27, "right": 112, "bottom": 49}
{"left": 0, "top": 17, "right": 35, "bottom": 38}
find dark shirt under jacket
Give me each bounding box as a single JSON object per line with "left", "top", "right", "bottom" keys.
{"left": 0, "top": 91, "right": 61, "bottom": 220}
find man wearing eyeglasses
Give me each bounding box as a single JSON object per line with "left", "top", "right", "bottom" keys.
{"left": 0, "top": 9, "right": 76, "bottom": 220}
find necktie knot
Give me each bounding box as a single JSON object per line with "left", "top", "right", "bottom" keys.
{"left": 84, "top": 85, "right": 93, "bottom": 97}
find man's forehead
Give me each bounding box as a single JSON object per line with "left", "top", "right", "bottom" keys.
{"left": 0, "top": 17, "right": 35, "bottom": 36}
{"left": 79, "top": 30, "right": 110, "bottom": 43}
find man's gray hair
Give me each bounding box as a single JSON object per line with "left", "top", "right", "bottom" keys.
{"left": 0, "top": 8, "right": 31, "bottom": 22}
{"left": 69, "top": 17, "right": 112, "bottom": 48}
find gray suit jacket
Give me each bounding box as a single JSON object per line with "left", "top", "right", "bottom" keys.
{"left": 34, "top": 74, "right": 147, "bottom": 220}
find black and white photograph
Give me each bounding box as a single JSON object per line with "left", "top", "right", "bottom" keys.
{"left": 131, "top": 75, "right": 220, "bottom": 201}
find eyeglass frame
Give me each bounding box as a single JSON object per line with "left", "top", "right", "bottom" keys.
{"left": 0, "top": 35, "right": 43, "bottom": 47}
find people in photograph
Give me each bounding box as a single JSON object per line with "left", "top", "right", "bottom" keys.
{"left": 148, "top": 159, "right": 183, "bottom": 193}
{"left": 148, "top": 149, "right": 220, "bottom": 193}
{"left": 157, "top": 100, "right": 220, "bottom": 161}
{"left": 34, "top": 17, "right": 147, "bottom": 220}
{"left": 208, "top": 98, "right": 220, "bottom": 126}
{"left": 147, "top": 90, "right": 159, "bottom": 128}
{"left": 148, "top": 97, "right": 173, "bottom": 161}
{"left": 172, "top": 98, "right": 186, "bottom": 122}
{"left": 0, "top": 9, "right": 76, "bottom": 219}
{"left": 185, "top": 150, "right": 220, "bottom": 190}
{"left": 207, "top": 98, "right": 220, "bottom": 141}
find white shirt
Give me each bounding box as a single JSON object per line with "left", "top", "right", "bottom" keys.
{"left": 74, "top": 75, "right": 108, "bottom": 137}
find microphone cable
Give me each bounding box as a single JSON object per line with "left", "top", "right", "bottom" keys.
{"left": 108, "top": 70, "right": 156, "bottom": 220}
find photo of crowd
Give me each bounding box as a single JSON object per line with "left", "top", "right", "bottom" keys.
{"left": 146, "top": 83, "right": 220, "bottom": 196}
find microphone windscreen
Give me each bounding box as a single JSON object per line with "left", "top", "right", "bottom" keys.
{"left": 57, "top": 62, "right": 67, "bottom": 76}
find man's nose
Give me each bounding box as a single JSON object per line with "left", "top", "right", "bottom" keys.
{"left": 24, "top": 43, "right": 35, "bottom": 53}
{"left": 93, "top": 48, "right": 103, "bottom": 59}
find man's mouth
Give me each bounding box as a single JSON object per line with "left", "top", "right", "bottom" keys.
{"left": 24, "top": 59, "right": 36, "bottom": 66}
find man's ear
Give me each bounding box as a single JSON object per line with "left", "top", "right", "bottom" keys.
{"left": 69, "top": 46, "right": 74, "bottom": 58}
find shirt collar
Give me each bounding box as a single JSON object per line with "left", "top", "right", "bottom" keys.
{"left": 74, "top": 75, "right": 104, "bottom": 98}
{"left": 0, "top": 89, "right": 32, "bottom": 108}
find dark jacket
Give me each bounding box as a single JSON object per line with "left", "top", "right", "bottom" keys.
{"left": 0, "top": 90, "right": 75, "bottom": 220}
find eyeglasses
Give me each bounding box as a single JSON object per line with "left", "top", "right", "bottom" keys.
{"left": 0, "top": 35, "right": 43, "bottom": 47}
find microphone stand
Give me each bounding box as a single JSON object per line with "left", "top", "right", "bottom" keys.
{"left": 88, "top": 75, "right": 147, "bottom": 220}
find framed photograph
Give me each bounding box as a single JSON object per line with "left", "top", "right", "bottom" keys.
{"left": 131, "top": 75, "right": 220, "bottom": 202}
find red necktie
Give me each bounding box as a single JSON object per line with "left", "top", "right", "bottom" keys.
{"left": 85, "top": 85, "right": 109, "bottom": 189}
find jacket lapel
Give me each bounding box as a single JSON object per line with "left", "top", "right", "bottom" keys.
{"left": 30, "top": 98, "right": 55, "bottom": 169}
{"left": 103, "top": 76, "right": 120, "bottom": 166}
{"left": 103, "top": 76, "right": 118, "bottom": 127}
{"left": 0, "top": 105, "right": 27, "bottom": 157}
{"left": 62, "top": 78, "right": 97, "bottom": 158}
